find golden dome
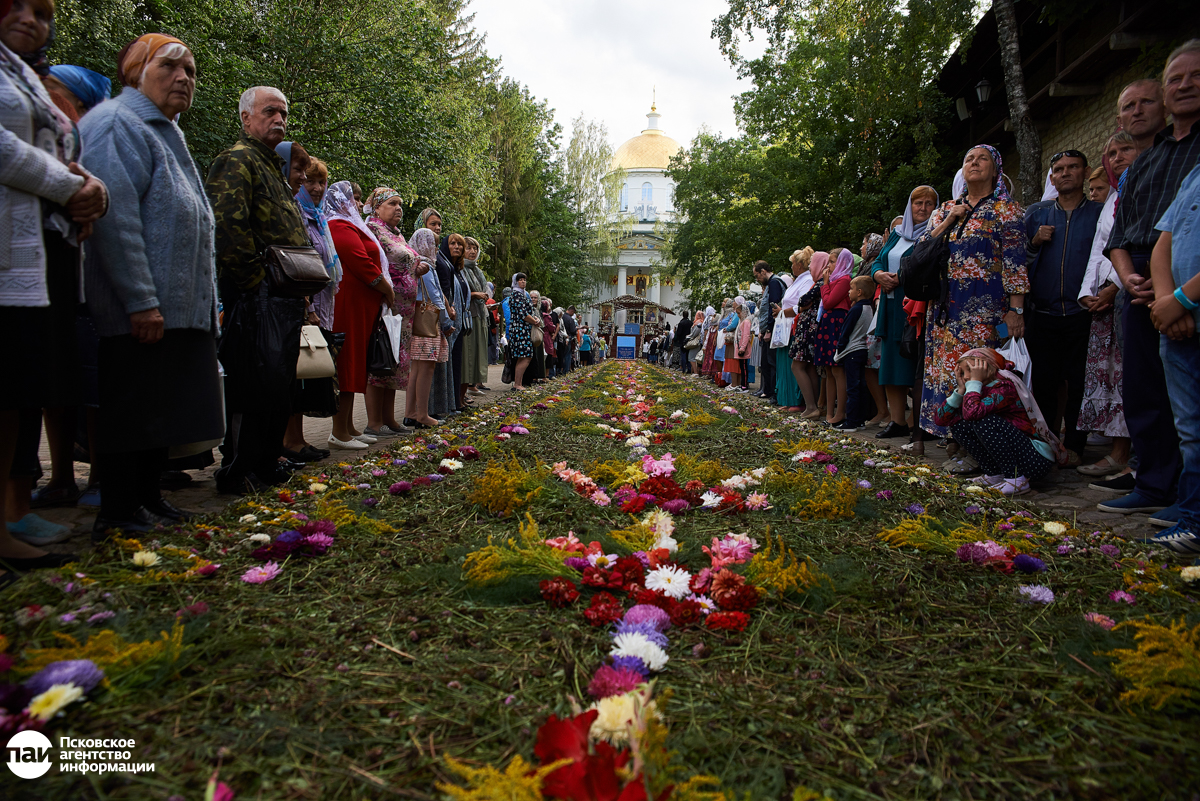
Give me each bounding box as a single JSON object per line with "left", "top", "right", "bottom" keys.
{"left": 611, "top": 106, "right": 682, "bottom": 171}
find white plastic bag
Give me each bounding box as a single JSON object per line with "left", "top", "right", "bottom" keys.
{"left": 998, "top": 336, "right": 1032, "bottom": 389}
{"left": 381, "top": 306, "right": 403, "bottom": 362}
{"left": 770, "top": 313, "right": 792, "bottom": 349}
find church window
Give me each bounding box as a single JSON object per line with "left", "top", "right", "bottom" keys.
{"left": 641, "top": 182, "right": 653, "bottom": 204}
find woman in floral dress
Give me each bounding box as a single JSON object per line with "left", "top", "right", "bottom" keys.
{"left": 364, "top": 188, "right": 419, "bottom": 434}
{"left": 918, "top": 145, "right": 1028, "bottom": 439}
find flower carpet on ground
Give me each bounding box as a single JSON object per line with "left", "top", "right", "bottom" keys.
{"left": 1, "top": 361, "right": 1198, "bottom": 799}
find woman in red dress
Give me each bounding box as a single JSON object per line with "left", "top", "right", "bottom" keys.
{"left": 323, "top": 181, "right": 394, "bottom": 450}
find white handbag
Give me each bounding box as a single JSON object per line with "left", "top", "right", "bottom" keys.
{"left": 296, "top": 325, "right": 337, "bottom": 380}
{"left": 769, "top": 313, "right": 792, "bottom": 349}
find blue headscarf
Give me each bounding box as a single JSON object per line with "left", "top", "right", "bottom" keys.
{"left": 275, "top": 141, "right": 294, "bottom": 183}
{"left": 48, "top": 65, "right": 111, "bottom": 110}
{"left": 296, "top": 185, "right": 341, "bottom": 288}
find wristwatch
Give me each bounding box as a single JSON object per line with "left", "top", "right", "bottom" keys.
{"left": 1007, "top": 306, "right": 1024, "bottom": 315}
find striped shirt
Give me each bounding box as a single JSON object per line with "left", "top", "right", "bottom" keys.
{"left": 1106, "top": 124, "right": 1200, "bottom": 256}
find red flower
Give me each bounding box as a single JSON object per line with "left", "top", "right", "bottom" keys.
{"left": 669, "top": 599, "right": 702, "bottom": 627}
{"left": 613, "top": 556, "right": 645, "bottom": 589}
{"left": 630, "top": 588, "right": 677, "bottom": 615}
{"left": 277, "top": 490, "right": 294, "bottom": 504}
{"left": 444, "top": 447, "right": 462, "bottom": 458}
{"left": 583, "top": 592, "right": 625, "bottom": 627}
{"left": 638, "top": 477, "right": 683, "bottom": 501}
{"left": 706, "top": 611, "right": 750, "bottom": 632}
{"left": 582, "top": 566, "right": 624, "bottom": 590}
{"left": 684, "top": 480, "right": 705, "bottom": 492}
{"left": 414, "top": 476, "right": 432, "bottom": 487}
{"left": 541, "top": 577, "right": 581, "bottom": 608}
{"left": 716, "top": 584, "right": 760, "bottom": 612}
{"left": 620, "top": 496, "right": 649, "bottom": 514}
{"left": 535, "top": 711, "right": 649, "bottom": 801}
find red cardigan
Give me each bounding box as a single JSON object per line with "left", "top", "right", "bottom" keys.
{"left": 329, "top": 219, "right": 383, "bottom": 394}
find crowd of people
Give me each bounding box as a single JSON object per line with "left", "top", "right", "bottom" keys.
{"left": 676, "top": 42, "right": 1200, "bottom": 554}
{"left": 0, "top": 3, "right": 603, "bottom": 574}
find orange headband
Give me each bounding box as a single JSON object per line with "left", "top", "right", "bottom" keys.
{"left": 118, "top": 34, "right": 187, "bottom": 88}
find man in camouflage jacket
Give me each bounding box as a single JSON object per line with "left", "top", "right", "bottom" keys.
{"left": 206, "top": 85, "right": 310, "bottom": 494}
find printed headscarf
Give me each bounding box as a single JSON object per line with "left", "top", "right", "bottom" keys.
{"left": 295, "top": 184, "right": 341, "bottom": 290}
{"left": 964, "top": 144, "right": 1011, "bottom": 201}
{"left": 959, "top": 348, "right": 1066, "bottom": 464}
{"left": 830, "top": 248, "right": 855, "bottom": 282}
{"left": 117, "top": 33, "right": 186, "bottom": 88}
{"left": 48, "top": 65, "right": 111, "bottom": 109}
{"left": 898, "top": 186, "right": 939, "bottom": 243}
{"left": 415, "top": 207, "right": 441, "bottom": 230}
{"left": 861, "top": 233, "right": 885, "bottom": 265}
{"left": 321, "top": 181, "right": 391, "bottom": 287}
{"left": 365, "top": 187, "right": 402, "bottom": 219}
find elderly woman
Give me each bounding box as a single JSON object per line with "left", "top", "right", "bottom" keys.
{"left": 276, "top": 140, "right": 309, "bottom": 195}
{"left": 363, "top": 187, "right": 419, "bottom": 436}
{"left": 81, "top": 32, "right": 224, "bottom": 535}
{"left": 871, "top": 186, "right": 939, "bottom": 438}
{"left": 858, "top": 232, "right": 887, "bottom": 424}
{"left": 298, "top": 157, "right": 336, "bottom": 328}
{"left": 816, "top": 248, "right": 854, "bottom": 425}
{"left": 507, "top": 274, "right": 540, "bottom": 389}
{"left": 461, "top": 237, "right": 490, "bottom": 393}
{"left": 46, "top": 64, "right": 109, "bottom": 118}
{"left": 776, "top": 248, "right": 821, "bottom": 414}
{"left": 919, "top": 146, "right": 1028, "bottom": 442}
{"left": 525, "top": 289, "right": 547, "bottom": 384}
{"left": 404, "top": 227, "right": 451, "bottom": 428}
{"left": 438, "top": 233, "right": 470, "bottom": 412}
{"left": 323, "top": 181, "right": 394, "bottom": 450}
{"left": 0, "top": 0, "right": 106, "bottom": 566}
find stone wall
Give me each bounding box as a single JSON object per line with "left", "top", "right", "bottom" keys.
{"left": 1037, "top": 61, "right": 1156, "bottom": 179}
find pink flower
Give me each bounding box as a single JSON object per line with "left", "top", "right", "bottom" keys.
{"left": 587, "top": 665, "right": 643, "bottom": 699}
{"left": 591, "top": 491, "right": 611, "bottom": 507}
{"left": 1108, "top": 590, "right": 1136, "bottom": 605}
{"left": 241, "top": 562, "right": 282, "bottom": 584}
{"left": 197, "top": 563, "right": 220, "bottom": 576}
{"left": 641, "top": 452, "right": 676, "bottom": 478}
{"left": 745, "top": 492, "right": 770, "bottom": 510}
{"left": 1084, "top": 613, "right": 1116, "bottom": 630}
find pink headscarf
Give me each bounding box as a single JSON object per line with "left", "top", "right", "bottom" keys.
{"left": 829, "top": 248, "right": 854, "bottom": 282}
{"left": 808, "top": 251, "right": 829, "bottom": 279}
{"left": 960, "top": 348, "right": 1067, "bottom": 465}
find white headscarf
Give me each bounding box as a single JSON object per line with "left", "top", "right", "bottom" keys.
{"left": 898, "top": 186, "right": 939, "bottom": 244}
{"left": 510, "top": 273, "right": 528, "bottom": 298}
{"left": 321, "top": 181, "right": 391, "bottom": 287}
{"left": 1041, "top": 168, "right": 1058, "bottom": 202}
{"left": 952, "top": 169, "right": 967, "bottom": 202}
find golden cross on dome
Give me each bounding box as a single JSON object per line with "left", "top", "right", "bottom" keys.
{"left": 652, "top": 86, "right": 656, "bottom": 112}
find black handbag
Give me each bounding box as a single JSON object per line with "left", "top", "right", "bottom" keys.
{"left": 366, "top": 311, "right": 398, "bottom": 377}
{"left": 264, "top": 245, "right": 331, "bottom": 298}
{"left": 899, "top": 322, "right": 918, "bottom": 360}
{"left": 898, "top": 203, "right": 978, "bottom": 303}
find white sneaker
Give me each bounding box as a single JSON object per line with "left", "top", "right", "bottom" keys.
{"left": 999, "top": 476, "right": 1031, "bottom": 496}
{"left": 328, "top": 435, "right": 368, "bottom": 450}
{"left": 353, "top": 433, "right": 377, "bottom": 444}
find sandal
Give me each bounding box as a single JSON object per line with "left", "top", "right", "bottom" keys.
{"left": 1077, "top": 455, "right": 1127, "bottom": 476}
{"left": 947, "top": 456, "right": 981, "bottom": 475}
{"left": 900, "top": 441, "right": 925, "bottom": 456}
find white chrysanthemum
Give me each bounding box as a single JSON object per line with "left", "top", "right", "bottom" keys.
{"left": 750, "top": 467, "right": 768, "bottom": 479}
{"left": 792, "top": 450, "right": 818, "bottom": 462}
{"left": 965, "top": 485, "right": 985, "bottom": 494}
{"left": 626, "top": 436, "right": 650, "bottom": 448}
{"left": 611, "top": 631, "right": 669, "bottom": 671}
{"left": 700, "top": 491, "right": 722, "bottom": 508}
{"left": 1182, "top": 566, "right": 1200, "bottom": 583}
{"left": 1043, "top": 522, "right": 1068, "bottom": 535}
{"left": 915, "top": 467, "right": 931, "bottom": 474}
{"left": 131, "top": 550, "right": 159, "bottom": 568}
{"left": 645, "top": 565, "right": 693, "bottom": 600}
{"left": 308, "top": 482, "right": 327, "bottom": 492}
{"left": 247, "top": 533, "right": 272, "bottom": 544}
{"left": 628, "top": 421, "right": 642, "bottom": 432}
{"left": 721, "top": 474, "right": 750, "bottom": 489}
{"left": 588, "top": 692, "right": 637, "bottom": 743}
{"left": 238, "top": 514, "right": 258, "bottom": 523}
{"left": 439, "top": 458, "right": 464, "bottom": 471}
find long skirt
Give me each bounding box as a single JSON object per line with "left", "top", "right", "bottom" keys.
{"left": 462, "top": 316, "right": 489, "bottom": 385}
{"left": 774, "top": 347, "right": 801, "bottom": 406}
{"left": 1076, "top": 307, "right": 1127, "bottom": 437}
{"left": 952, "top": 415, "right": 1053, "bottom": 480}
{"left": 700, "top": 329, "right": 719, "bottom": 375}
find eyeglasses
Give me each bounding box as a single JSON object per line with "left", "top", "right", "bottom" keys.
{"left": 1051, "top": 149, "right": 1087, "bottom": 167}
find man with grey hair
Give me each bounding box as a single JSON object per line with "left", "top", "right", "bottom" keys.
{"left": 206, "top": 86, "right": 311, "bottom": 495}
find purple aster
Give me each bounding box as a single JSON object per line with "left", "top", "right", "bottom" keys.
{"left": 1098, "top": 544, "right": 1120, "bottom": 558}
{"left": 356, "top": 483, "right": 371, "bottom": 490}
{"left": 1012, "top": 554, "right": 1046, "bottom": 573}
{"left": 393, "top": 459, "right": 408, "bottom": 466}
{"left": 631, "top": 551, "right": 651, "bottom": 568}
{"left": 876, "top": 490, "right": 893, "bottom": 500}
{"left": 87, "top": 611, "right": 115, "bottom": 625}
{"left": 1057, "top": 544, "right": 1072, "bottom": 555}
{"left": 389, "top": 481, "right": 412, "bottom": 495}
{"left": 624, "top": 604, "right": 671, "bottom": 632}
{"left": 363, "top": 497, "right": 379, "bottom": 507}
{"left": 857, "top": 480, "right": 872, "bottom": 489}
{"left": 276, "top": 530, "right": 304, "bottom": 546}
{"left": 906, "top": 503, "right": 925, "bottom": 515}
{"left": 964, "top": 505, "right": 981, "bottom": 514}
{"left": 660, "top": 499, "right": 691, "bottom": 514}
{"left": 610, "top": 655, "right": 650, "bottom": 678}
{"left": 427, "top": 474, "right": 445, "bottom": 482}
{"left": 613, "top": 620, "right": 669, "bottom": 648}
{"left": 25, "top": 660, "right": 105, "bottom": 694}
{"left": 298, "top": 520, "right": 336, "bottom": 539}
{"left": 563, "top": 556, "right": 589, "bottom": 571}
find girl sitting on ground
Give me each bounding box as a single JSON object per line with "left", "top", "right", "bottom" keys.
{"left": 932, "top": 348, "right": 1064, "bottom": 496}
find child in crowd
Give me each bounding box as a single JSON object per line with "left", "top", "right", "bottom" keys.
{"left": 932, "top": 349, "right": 1065, "bottom": 496}
{"left": 1148, "top": 163, "right": 1200, "bottom": 554}
{"left": 834, "top": 276, "right": 876, "bottom": 431}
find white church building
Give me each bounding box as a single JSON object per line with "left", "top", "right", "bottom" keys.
{"left": 587, "top": 104, "right": 690, "bottom": 344}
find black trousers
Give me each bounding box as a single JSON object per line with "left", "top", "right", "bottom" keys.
{"left": 1122, "top": 254, "right": 1181, "bottom": 504}
{"left": 1026, "top": 311, "right": 1091, "bottom": 456}
{"left": 226, "top": 410, "right": 289, "bottom": 483}
{"left": 100, "top": 448, "right": 166, "bottom": 519}
{"left": 760, "top": 342, "right": 776, "bottom": 397}
{"left": 842, "top": 350, "right": 868, "bottom": 426}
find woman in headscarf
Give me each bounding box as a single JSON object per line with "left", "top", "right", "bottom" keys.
{"left": 322, "top": 181, "right": 394, "bottom": 450}
{"left": 296, "top": 157, "right": 337, "bottom": 329}
{"left": 434, "top": 232, "right": 469, "bottom": 413}
{"left": 688, "top": 308, "right": 708, "bottom": 369}
{"left": 918, "top": 145, "right": 1028, "bottom": 443}
{"left": 405, "top": 227, "right": 451, "bottom": 427}
{"left": 717, "top": 297, "right": 742, "bottom": 387}
{"left": 871, "top": 185, "right": 939, "bottom": 439}
{"left": 541, "top": 297, "right": 559, "bottom": 378}
{"left": 778, "top": 248, "right": 822, "bottom": 414}
{"left": 0, "top": 0, "right": 108, "bottom": 567}
{"left": 699, "top": 304, "right": 720, "bottom": 379}
{"left": 364, "top": 186, "right": 420, "bottom": 436}
{"left": 1076, "top": 131, "right": 1138, "bottom": 479}
{"left": 525, "top": 289, "right": 547, "bottom": 384}
{"left": 45, "top": 64, "right": 109, "bottom": 117}
{"left": 82, "top": 32, "right": 227, "bottom": 535}
{"left": 932, "top": 348, "right": 1064, "bottom": 496}
{"left": 275, "top": 140, "right": 308, "bottom": 195}
{"left": 461, "top": 237, "right": 490, "bottom": 393}
{"left": 731, "top": 299, "right": 753, "bottom": 390}
{"left": 859, "top": 232, "right": 888, "bottom": 425}
{"left": 506, "top": 273, "right": 540, "bottom": 389}
{"left": 815, "top": 248, "right": 854, "bottom": 425}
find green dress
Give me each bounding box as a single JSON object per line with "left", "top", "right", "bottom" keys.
{"left": 870, "top": 231, "right": 917, "bottom": 387}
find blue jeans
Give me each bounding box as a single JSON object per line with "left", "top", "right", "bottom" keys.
{"left": 1160, "top": 334, "right": 1200, "bottom": 526}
